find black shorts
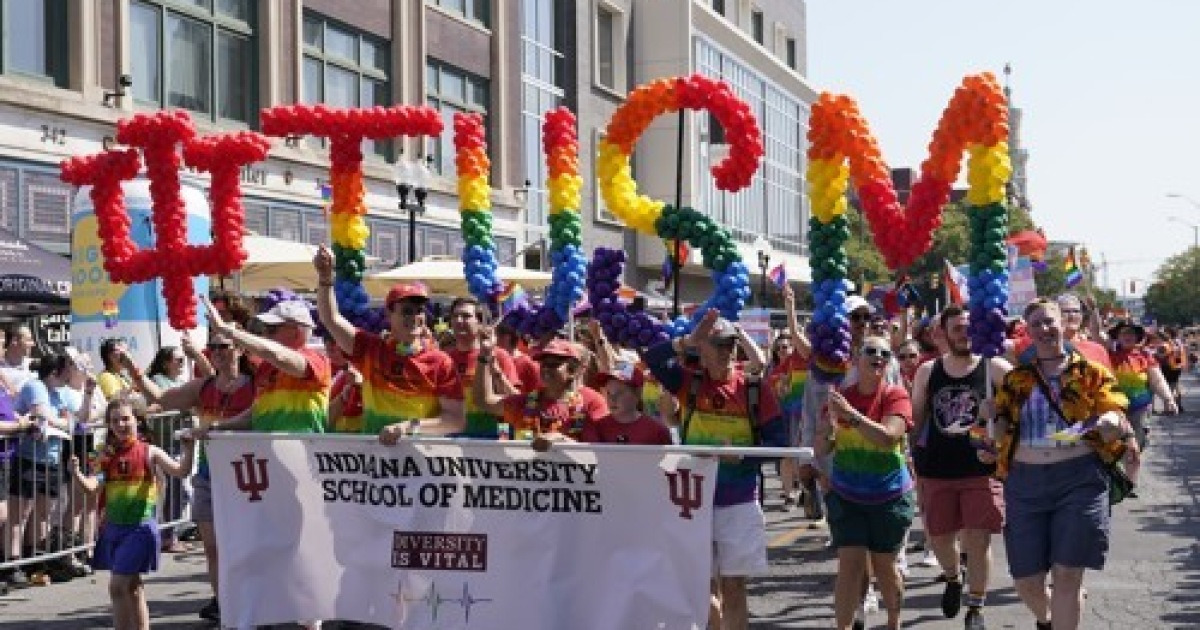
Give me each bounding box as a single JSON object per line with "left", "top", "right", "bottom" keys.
{"left": 1162, "top": 367, "right": 1182, "bottom": 386}
{"left": 17, "top": 457, "right": 61, "bottom": 499}
{"left": 0, "top": 459, "right": 10, "bottom": 501}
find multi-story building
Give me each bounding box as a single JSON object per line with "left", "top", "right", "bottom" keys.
{"left": 1, "top": 0, "right": 815, "bottom": 310}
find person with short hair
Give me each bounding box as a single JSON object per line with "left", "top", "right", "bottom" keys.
{"left": 443, "top": 297, "right": 520, "bottom": 439}
{"left": 909, "top": 306, "right": 1011, "bottom": 629}
{"left": 0, "top": 325, "right": 35, "bottom": 395}
{"left": 1049, "top": 294, "right": 1112, "bottom": 369}
{"left": 69, "top": 397, "right": 195, "bottom": 630}
{"left": 582, "top": 361, "right": 671, "bottom": 446}
{"left": 1107, "top": 320, "right": 1176, "bottom": 455}
{"left": 324, "top": 335, "right": 364, "bottom": 434}
{"left": 643, "top": 309, "right": 788, "bottom": 630}
{"left": 496, "top": 316, "right": 541, "bottom": 394}
{"left": 314, "top": 245, "right": 457, "bottom": 442}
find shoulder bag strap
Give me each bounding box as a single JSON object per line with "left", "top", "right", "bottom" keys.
{"left": 679, "top": 369, "right": 704, "bottom": 444}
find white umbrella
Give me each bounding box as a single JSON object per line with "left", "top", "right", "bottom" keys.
{"left": 229, "top": 234, "right": 377, "bottom": 294}
{"left": 364, "top": 256, "right": 552, "bottom": 296}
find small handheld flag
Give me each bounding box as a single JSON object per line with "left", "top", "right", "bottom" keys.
{"left": 1064, "top": 247, "right": 1083, "bottom": 288}
{"left": 768, "top": 263, "right": 788, "bottom": 289}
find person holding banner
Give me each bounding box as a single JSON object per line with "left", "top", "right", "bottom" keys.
{"left": 643, "top": 309, "right": 787, "bottom": 630}
{"left": 908, "top": 306, "right": 1011, "bottom": 629}
{"left": 202, "top": 297, "right": 330, "bottom": 435}
{"left": 69, "top": 396, "right": 195, "bottom": 630}
{"left": 313, "top": 246, "right": 458, "bottom": 442}
{"left": 816, "top": 335, "right": 914, "bottom": 630}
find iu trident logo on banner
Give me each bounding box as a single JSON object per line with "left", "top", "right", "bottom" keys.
{"left": 232, "top": 453, "right": 270, "bottom": 502}
{"left": 664, "top": 468, "right": 705, "bottom": 520}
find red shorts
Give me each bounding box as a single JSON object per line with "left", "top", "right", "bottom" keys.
{"left": 918, "top": 475, "right": 1005, "bottom": 537}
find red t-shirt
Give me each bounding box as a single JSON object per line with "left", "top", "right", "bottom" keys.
{"left": 501, "top": 386, "right": 608, "bottom": 440}
{"left": 511, "top": 353, "right": 541, "bottom": 394}
{"left": 329, "top": 369, "right": 364, "bottom": 433}
{"left": 838, "top": 384, "right": 914, "bottom": 431}
{"left": 444, "top": 347, "right": 518, "bottom": 401}
{"left": 580, "top": 414, "right": 672, "bottom": 445}
{"left": 350, "top": 331, "right": 457, "bottom": 433}
{"left": 1071, "top": 338, "right": 1113, "bottom": 370}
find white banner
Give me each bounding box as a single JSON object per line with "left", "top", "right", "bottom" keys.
{"left": 209, "top": 435, "right": 719, "bottom": 630}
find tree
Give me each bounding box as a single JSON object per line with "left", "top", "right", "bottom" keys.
{"left": 1144, "top": 248, "right": 1200, "bottom": 325}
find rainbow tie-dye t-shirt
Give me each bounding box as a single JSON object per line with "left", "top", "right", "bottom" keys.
{"left": 773, "top": 352, "right": 809, "bottom": 413}
{"left": 97, "top": 440, "right": 157, "bottom": 525}
{"left": 447, "top": 347, "right": 518, "bottom": 438}
{"left": 251, "top": 348, "right": 331, "bottom": 433}
{"left": 1111, "top": 348, "right": 1155, "bottom": 412}
{"left": 830, "top": 384, "right": 914, "bottom": 504}
{"left": 351, "top": 331, "right": 456, "bottom": 434}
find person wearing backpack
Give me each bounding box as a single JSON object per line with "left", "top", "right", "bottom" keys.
{"left": 643, "top": 309, "right": 787, "bottom": 630}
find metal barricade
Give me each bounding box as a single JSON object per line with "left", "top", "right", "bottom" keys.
{"left": 0, "top": 410, "right": 195, "bottom": 583}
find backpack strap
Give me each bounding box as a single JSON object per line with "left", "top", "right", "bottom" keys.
{"left": 679, "top": 369, "right": 704, "bottom": 444}
{"left": 746, "top": 373, "right": 762, "bottom": 446}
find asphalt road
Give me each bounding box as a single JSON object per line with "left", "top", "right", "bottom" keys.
{"left": 3, "top": 382, "right": 1199, "bottom": 629}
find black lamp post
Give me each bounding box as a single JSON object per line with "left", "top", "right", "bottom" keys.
{"left": 395, "top": 155, "right": 433, "bottom": 264}
{"left": 754, "top": 236, "right": 773, "bottom": 308}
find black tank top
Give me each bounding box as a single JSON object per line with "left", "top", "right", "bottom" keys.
{"left": 912, "top": 357, "right": 995, "bottom": 479}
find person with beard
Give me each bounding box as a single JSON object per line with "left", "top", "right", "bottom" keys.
{"left": 313, "top": 246, "right": 457, "bottom": 442}
{"left": 643, "top": 309, "right": 787, "bottom": 630}
{"left": 442, "top": 297, "right": 519, "bottom": 438}
{"left": 909, "top": 306, "right": 1011, "bottom": 630}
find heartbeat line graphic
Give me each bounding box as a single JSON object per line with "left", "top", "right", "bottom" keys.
{"left": 392, "top": 580, "right": 493, "bottom": 625}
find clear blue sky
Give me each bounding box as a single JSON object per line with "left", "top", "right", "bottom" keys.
{"left": 806, "top": 0, "right": 1200, "bottom": 294}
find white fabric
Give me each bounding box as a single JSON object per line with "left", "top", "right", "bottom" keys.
{"left": 711, "top": 501, "right": 768, "bottom": 577}
{"left": 210, "top": 436, "right": 718, "bottom": 630}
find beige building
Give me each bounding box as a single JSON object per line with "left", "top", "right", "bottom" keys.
{"left": 0, "top": 0, "right": 815, "bottom": 307}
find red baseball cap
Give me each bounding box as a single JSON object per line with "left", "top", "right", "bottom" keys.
{"left": 386, "top": 283, "right": 430, "bottom": 310}
{"left": 595, "top": 362, "right": 646, "bottom": 390}
{"left": 533, "top": 339, "right": 581, "bottom": 361}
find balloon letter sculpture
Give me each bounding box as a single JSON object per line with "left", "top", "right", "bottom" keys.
{"left": 806, "top": 72, "right": 1011, "bottom": 378}
{"left": 453, "top": 112, "right": 503, "bottom": 310}
{"left": 60, "top": 110, "right": 270, "bottom": 330}
{"left": 260, "top": 104, "right": 443, "bottom": 329}
{"left": 592, "top": 74, "right": 764, "bottom": 347}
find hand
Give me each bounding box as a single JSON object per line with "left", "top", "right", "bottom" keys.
{"left": 348, "top": 366, "right": 364, "bottom": 387}
{"left": 686, "top": 309, "right": 720, "bottom": 348}
{"left": 314, "top": 244, "right": 335, "bottom": 281}
{"left": 68, "top": 456, "right": 80, "bottom": 474}
{"left": 531, "top": 435, "right": 553, "bottom": 452}
{"left": 826, "top": 391, "right": 856, "bottom": 425}
{"left": 201, "top": 296, "right": 232, "bottom": 335}
{"left": 181, "top": 334, "right": 198, "bottom": 356}
{"left": 477, "top": 325, "right": 496, "bottom": 356}
{"left": 976, "top": 447, "right": 998, "bottom": 465}
{"left": 191, "top": 425, "right": 211, "bottom": 442}
{"left": 84, "top": 376, "right": 97, "bottom": 395}
{"left": 782, "top": 283, "right": 795, "bottom": 305}
{"left": 717, "top": 438, "right": 742, "bottom": 464}
{"left": 379, "top": 423, "right": 405, "bottom": 446}
{"left": 178, "top": 430, "right": 196, "bottom": 446}
{"left": 977, "top": 399, "right": 997, "bottom": 421}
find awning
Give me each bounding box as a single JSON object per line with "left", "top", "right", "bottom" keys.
{"left": 0, "top": 228, "right": 70, "bottom": 314}
{"left": 364, "top": 257, "right": 552, "bottom": 296}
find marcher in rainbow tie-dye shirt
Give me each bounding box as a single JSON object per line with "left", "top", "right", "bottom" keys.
{"left": 71, "top": 397, "right": 194, "bottom": 630}
{"left": 443, "top": 297, "right": 520, "bottom": 438}
{"left": 816, "top": 335, "right": 914, "bottom": 630}
{"left": 1107, "top": 320, "right": 1178, "bottom": 451}
{"left": 769, "top": 282, "right": 815, "bottom": 513}
{"left": 314, "top": 247, "right": 458, "bottom": 442}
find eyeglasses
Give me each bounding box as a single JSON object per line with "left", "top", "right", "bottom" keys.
{"left": 397, "top": 305, "right": 424, "bottom": 317}
{"left": 171, "top": 356, "right": 185, "bottom": 362}
{"left": 540, "top": 357, "right": 571, "bottom": 370}
{"left": 897, "top": 353, "right": 919, "bottom": 360}
{"left": 849, "top": 311, "right": 871, "bottom": 323}
{"left": 1060, "top": 308, "right": 1082, "bottom": 315}
{"left": 862, "top": 347, "right": 892, "bottom": 359}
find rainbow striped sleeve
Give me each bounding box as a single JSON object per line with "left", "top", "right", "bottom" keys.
{"left": 251, "top": 349, "right": 330, "bottom": 434}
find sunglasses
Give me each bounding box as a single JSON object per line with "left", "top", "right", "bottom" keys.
{"left": 540, "top": 357, "right": 571, "bottom": 370}
{"left": 897, "top": 353, "right": 919, "bottom": 360}
{"left": 397, "top": 305, "right": 424, "bottom": 317}
{"left": 208, "top": 343, "right": 233, "bottom": 350}
{"left": 862, "top": 347, "right": 892, "bottom": 359}
{"left": 849, "top": 311, "right": 871, "bottom": 323}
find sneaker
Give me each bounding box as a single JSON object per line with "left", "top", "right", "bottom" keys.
{"left": 942, "top": 571, "right": 964, "bottom": 618}
{"left": 66, "top": 557, "right": 92, "bottom": 577}
{"left": 896, "top": 553, "right": 910, "bottom": 579}
{"left": 965, "top": 606, "right": 986, "bottom": 630}
{"left": 199, "top": 597, "right": 220, "bottom": 622}
{"left": 863, "top": 585, "right": 881, "bottom": 614}
{"left": 918, "top": 549, "right": 940, "bottom": 568}
{"left": 2, "top": 567, "right": 29, "bottom": 588}
{"left": 854, "top": 599, "right": 867, "bottom": 630}
{"left": 781, "top": 493, "right": 795, "bottom": 511}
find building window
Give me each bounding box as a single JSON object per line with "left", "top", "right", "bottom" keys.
{"left": 711, "top": 0, "right": 725, "bottom": 16}
{"left": 430, "top": 0, "right": 489, "bottom": 27}
{"left": 426, "top": 60, "right": 489, "bottom": 178}
{"left": 785, "top": 37, "right": 797, "bottom": 70}
{"left": 303, "top": 12, "right": 391, "bottom": 158}
{"left": 130, "top": 0, "right": 256, "bottom": 124}
{"left": 750, "top": 8, "right": 764, "bottom": 44}
{"left": 595, "top": 7, "right": 616, "bottom": 90}
{"left": 1, "top": 0, "right": 69, "bottom": 87}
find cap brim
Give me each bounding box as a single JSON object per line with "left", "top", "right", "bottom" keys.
{"left": 256, "top": 313, "right": 285, "bottom": 324}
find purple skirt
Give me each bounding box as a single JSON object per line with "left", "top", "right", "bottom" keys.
{"left": 92, "top": 520, "right": 161, "bottom": 575}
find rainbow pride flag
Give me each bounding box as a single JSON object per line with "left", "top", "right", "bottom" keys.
{"left": 499, "top": 282, "right": 529, "bottom": 315}
{"left": 1064, "top": 247, "right": 1083, "bottom": 288}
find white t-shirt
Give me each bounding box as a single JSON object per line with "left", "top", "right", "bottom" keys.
{"left": 0, "top": 356, "right": 33, "bottom": 395}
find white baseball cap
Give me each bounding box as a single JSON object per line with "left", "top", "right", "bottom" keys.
{"left": 844, "top": 295, "right": 873, "bottom": 315}
{"left": 256, "top": 301, "right": 315, "bottom": 328}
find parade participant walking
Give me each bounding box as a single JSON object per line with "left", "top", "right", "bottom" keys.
{"left": 202, "top": 296, "right": 330, "bottom": 435}
{"left": 817, "top": 336, "right": 914, "bottom": 630}
{"left": 475, "top": 333, "right": 607, "bottom": 445}
{"left": 643, "top": 309, "right": 787, "bottom": 630}
{"left": 1054, "top": 294, "right": 1112, "bottom": 369}
{"left": 1157, "top": 327, "right": 1187, "bottom": 411}
{"left": 771, "top": 284, "right": 815, "bottom": 514}
{"left": 69, "top": 397, "right": 195, "bottom": 630}
{"left": 909, "top": 306, "right": 1011, "bottom": 629}
{"left": 989, "top": 298, "right": 1133, "bottom": 630}
{"left": 313, "top": 245, "right": 457, "bottom": 442}
{"left": 1107, "top": 320, "right": 1176, "bottom": 454}
{"left": 443, "top": 297, "right": 520, "bottom": 438}
{"left": 124, "top": 329, "right": 254, "bottom": 623}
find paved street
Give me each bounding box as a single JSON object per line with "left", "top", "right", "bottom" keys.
{"left": 3, "top": 383, "right": 1199, "bottom": 629}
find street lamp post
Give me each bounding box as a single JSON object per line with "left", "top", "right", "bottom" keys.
{"left": 753, "top": 236, "right": 773, "bottom": 308}
{"left": 395, "top": 155, "right": 433, "bottom": 264}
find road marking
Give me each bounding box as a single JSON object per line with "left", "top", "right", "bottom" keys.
{"left": 768, "top": 523, "right": 824, "bottom": 549}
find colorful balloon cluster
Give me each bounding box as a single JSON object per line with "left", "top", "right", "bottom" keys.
{"left": 588, "top": 248, "right": 670, "bottom": 348}
{"left": 60, "top": 110, "right": 269, "bottom": 330}
{"left": 805, "top": 73, "right": 1010, "bottom": 375}
{"left": 454, "top": 113, "right": 503, "bottom": 308}
{"left": 261, "top": 104, "right": 443, "bottom": 331}
{"left": 597, "top": 74, "right": 763, "bottom": 234}
{"left": 590, "top": 75, "right": 763, "bottom": 342}
{"left": 966, "top": 141, "right": 1013, "bottom": 356}
{"left": 497, "top": 108, "right": 588, "bottom": 337}
{"left": 807, "top": 73, "right": 1009, "bottom": 271}
{"left": 806, "top": 215, "right": 854, "bottom": 379}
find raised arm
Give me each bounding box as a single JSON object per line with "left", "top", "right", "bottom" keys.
{"left": 313, "top": 244, "right": 357, "bottom": 355}
{"left": 151, "top": 438, "right": 196, "bottom": 479}
{"left": 783, "top": 284, "right": 812, "bottom": 358}
{"left": 202, "top": 296, "right": 310, "bottom": 379}
{"left": 182, "top": 334, "right": 214, "bottom": 378}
